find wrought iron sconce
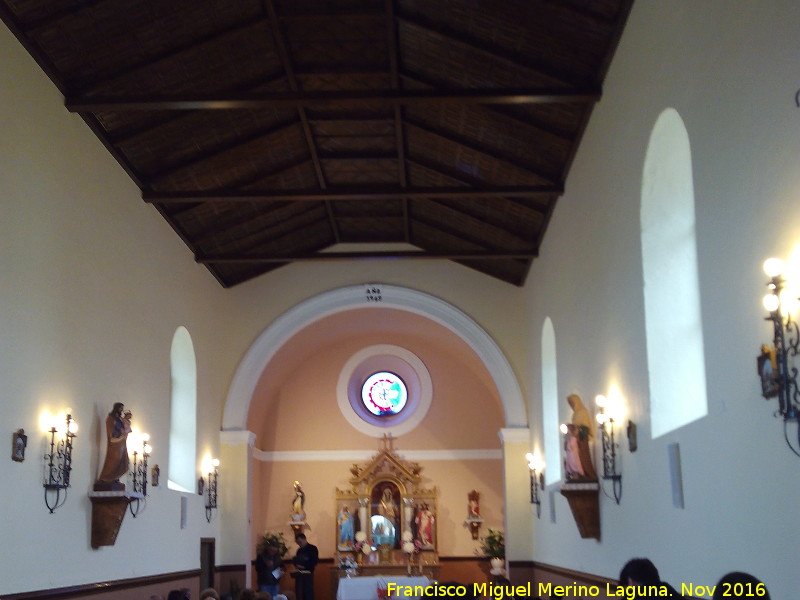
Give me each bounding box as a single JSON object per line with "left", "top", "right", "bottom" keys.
{"left": 129, "top": 434, "right": 152, "bottom": 517}
{"left": 43, "top": 413, "right": 78, "bottom": 513}
{"left": 203, "top": 458, "right": 220, "bottom": 522}
{"left": 759, "top": 257, "right": 800, "bottom": 455}
{"left": 595, "top": 395, "right": 622, "bottom": 504}
{"left": 526, "top": 452, "right": 545, "bottom": 517}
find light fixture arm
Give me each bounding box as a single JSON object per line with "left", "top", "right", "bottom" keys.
{"left": 129, "top": 439, "right": 151, "bottom": 517}
{"left": 525, "top": 452, "right": 544, "bottom": 518}
{"left": 599, "top": 417, "right": 622, "bottom": 504}
{"left": 43, "top": 414, "right": 77, "bottom": 513}
{"left": 205, "top": 465, "right": 219, "bottom": 522}
{"left": 530, "top": 469, "right": 542, "bottom": 517}
{"left": 761, "top": 268, "right": 800, "bottom": 456}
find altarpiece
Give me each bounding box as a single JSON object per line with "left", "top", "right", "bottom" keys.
{"left": 334, "top": 436, "right": 438, "bottom": 565}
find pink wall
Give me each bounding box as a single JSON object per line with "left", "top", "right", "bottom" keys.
{"left": 246, "top": 308, "right": 506, "bottom": 560}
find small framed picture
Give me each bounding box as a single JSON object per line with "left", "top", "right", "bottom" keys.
{"left": 12, "top": 429, "right": 27, "bottom": 462}
{"left": 757, "top": 345, "right": 779, "bottom": 399}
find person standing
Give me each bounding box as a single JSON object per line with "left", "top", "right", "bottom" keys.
{"left": 254, "top": 540, "right": 284, "bottom": 597}
{"left": 292, "top": 534, "right": 318, "bottom": 600}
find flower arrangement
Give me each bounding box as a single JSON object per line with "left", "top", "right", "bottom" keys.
{"left": 353, "top": 531, "right": 372, "bottom": 555}
{"left": 401, "top": 531, "right": 423, "bottom": 554}
{"left": 480, "top": 528, "right": 505, "bottom": 559}
{"left": 257, "top": 531, "right": 289, "bottom": 558}
{"left": 338, "top": 555, "right": 359, "bottom": 571}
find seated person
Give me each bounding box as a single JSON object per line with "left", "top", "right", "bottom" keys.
{"left": 712, "top": 572, "right": 770, "bottom": 600}
{"left": 618, "top": 558, "right": 679, "bottom": 597}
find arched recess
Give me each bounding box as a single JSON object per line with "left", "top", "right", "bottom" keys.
{"left": 540, "top": 317, "right": 561, "bottom": 485}
{"left": 223, "top": 284, "right": 525, "bottom": 431}
{"left": 169, "top": 326, "right": 197, "bottom": 492}
{"left": 641, "top": 108, "right": 708, "bottom": 438}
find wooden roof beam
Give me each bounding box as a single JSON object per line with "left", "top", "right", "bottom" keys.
{"left": 65, "top": 87, "right": 600, "bottom": 112}
{"left": 196, "top": 249, "right": 538, "bottom": 264}
{"left": 143, "top": 185, "right": 560, "bottom": 204}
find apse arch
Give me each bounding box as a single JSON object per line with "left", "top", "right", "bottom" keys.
{"left": 223, "top": 284, "right": 525, "bottom": 431}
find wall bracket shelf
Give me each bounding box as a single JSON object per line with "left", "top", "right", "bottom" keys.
{"left": 88, "top": 490, "right": 143, "bottom": 549}
{"left": 560, "top": 481, "right": 600, "bottom": 540}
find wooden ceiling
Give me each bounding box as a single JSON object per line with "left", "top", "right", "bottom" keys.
{"left": 1, "top": 0, "right": 633, "bottom": 287}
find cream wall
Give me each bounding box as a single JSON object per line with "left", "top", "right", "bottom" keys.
{"left": 0, "top": 24, "right": 232, "bottom": 595}
{"left": 11, "top": 0, "right": 799, "bottom": 597}
{"left": 0, "top": 16, "right": 527, "bottom": 597}
{"left": 523, "top": 2, "right": 800, "bottom": 599}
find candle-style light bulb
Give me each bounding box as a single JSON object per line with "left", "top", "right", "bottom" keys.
{"left": 763, "top": 257, "right": 784, "bottom": 278}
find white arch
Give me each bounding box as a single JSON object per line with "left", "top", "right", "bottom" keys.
{"left": 223, "top": 284, "right": 526, "bottom": 430}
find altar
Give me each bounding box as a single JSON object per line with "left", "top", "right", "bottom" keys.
{"left": 330, "top": 562, "right": 441, "bottom": 599}
{"left": 336, "top": 576, "right": 431, "bottom": 600}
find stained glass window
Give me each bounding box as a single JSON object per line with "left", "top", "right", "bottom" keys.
{"left": 361, "top": 372, "right": 408, "bottom": 416}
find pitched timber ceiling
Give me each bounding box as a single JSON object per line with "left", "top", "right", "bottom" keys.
{"left": 1, "top": 0, "right": 634, "bottom": 287}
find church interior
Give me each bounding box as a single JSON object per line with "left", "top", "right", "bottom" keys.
{"left": 1, "top": 1, "right": 799, "bottom": 599}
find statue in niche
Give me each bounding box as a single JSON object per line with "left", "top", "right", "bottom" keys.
{"left": 292, "top": 480, "right": 306, "bottom": 520}
{"left": 563, "top": 394, "right": 597, "bottom": 481}
{"left": 95, "top": 402, "right": 132, "bottom": 490}
{"left": 416, "top": 502, "right": 435, "bottom": 546}
{"left": 467, "top": 490, "right": 480, "bottom": 519}
{"left": 371, "top": 482, "right": 400, "bottom": 548}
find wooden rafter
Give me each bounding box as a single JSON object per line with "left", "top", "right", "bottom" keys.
{"left": 65, "top": 87, "right": 600, "bottom": 112}
{"left": 263, "top": 0, "right": 339, "bottom": 243}
{"left": 196, "top": 249, "right": 538, "bottom": 264}
{"left": 143, "top": 186, "right": 559, "bottom": 204}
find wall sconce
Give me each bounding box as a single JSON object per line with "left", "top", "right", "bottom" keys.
{"left": 595, "top": 395, "right": 622, "bottom": 504}
{"left": 129, "top": 434, "right": 152, "bottom": 517}
{"left": 759, "top": 257, "right": 800, "bottom": 455}
{"left": 526, "top": 451, "right": 545, "bottom": 518}
{"left": 43, "top": 413, "right": 78, "bottom": 513}
{"left": 203, "top": 458, "right": 219, "bottom": 522}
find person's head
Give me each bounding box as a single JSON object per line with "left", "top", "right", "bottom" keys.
{"left": 712, "top": 572, "right": 770, "bottom": 600}
{"left": 619, "top": 558, "right": 661, "bottom": 586}
{"left": 266, "top": 540, "right": 279, "bottom": 555}
{"left": 296, "top": 533, "right": 308, "bottom": 547}
{"left": 111, "top": 402, "right": 124, "bottom": 417}
{"left": 199, "top": 588, "right": 220, "bottom": 600}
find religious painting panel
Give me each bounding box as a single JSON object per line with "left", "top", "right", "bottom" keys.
{"left": 409, "top": 493, "right": 437, "bottom": 551}
{"left": 335, "top": 496, "right": 359, "bottom": 551}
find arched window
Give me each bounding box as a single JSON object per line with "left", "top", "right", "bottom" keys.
{"left": 541, "top": 317, "right": 561, "bottom": 484}
{"left": 641, "top": 108, "right": 708, "bottom": 439}
{"left": 168, "top": 326, "right": 197, "bottom": 492}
